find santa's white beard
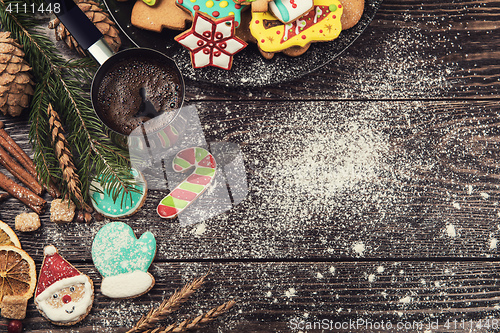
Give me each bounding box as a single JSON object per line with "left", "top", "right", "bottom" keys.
{"left": 36, "top": 278, "right": 93, "bottom": 323}
{"left": 37, "top": 297, "right": 91, "bottom": 322}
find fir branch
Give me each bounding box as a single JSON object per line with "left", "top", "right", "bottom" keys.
{"left": 148, "top": 301, "right": 237, "bottom": 333}
{"left": 127, "top": 274, "right": 208, "bottom": 333}
{"left": 0, "top": 0, "right": 138, "bottom": 203}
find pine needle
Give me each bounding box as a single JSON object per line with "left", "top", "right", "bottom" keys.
{"left": 127, "top": 274, "right": 208, "bottom": 333}
{"left": 0, "top": 0, "right": 138, "bottom": 203}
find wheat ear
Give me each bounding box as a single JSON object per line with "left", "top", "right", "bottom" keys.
{"left": 127, "top": 274, "right": 208, "bottom": 333}
{"left": 149, "top": 300, "right": 236, "bottom": 333}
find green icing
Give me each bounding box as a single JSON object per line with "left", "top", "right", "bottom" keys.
{"left": 91, "top": 222, "right": 156, "bottom": 277}
{"left": 174, "top": 157, "right": 191, "bottom": 169}
{"left": 329, "top": 4, "right": 337, "bottom": 12}
{"left": 160, "top": 195, "right": 188, "bottom": 209}
{"left": 194, "top": 167, "right": 215, "bottom": 176}
{"left": 179, "top": 182, "right": 204, "bottom": 193}
{"left": 195, "top": 148, "right": 209, "bottom": 163}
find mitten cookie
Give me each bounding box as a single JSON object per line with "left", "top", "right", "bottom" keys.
{"left": 92, "top": 222, "right": 156, "bottom": 298}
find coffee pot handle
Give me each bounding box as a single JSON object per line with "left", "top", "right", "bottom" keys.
{"left": 44, "top": 0, "right": 114, "bottom": 64}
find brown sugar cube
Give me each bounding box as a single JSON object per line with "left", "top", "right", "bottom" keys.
{"left": 1, "top": 295, "right": 28, "bottom": 319}
{"left": 50, "top": 199, "right": 76, "bottom": 223}
{"left": 15, "top": 212, "right": 41, "bottom": 232}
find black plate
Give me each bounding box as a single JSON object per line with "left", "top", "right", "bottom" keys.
{"left": 104, "top": 0, "right": 382, "bottom": 87}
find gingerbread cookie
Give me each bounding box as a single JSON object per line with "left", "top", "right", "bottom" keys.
{"left": 340, "top": 0, "right": 364, "bottom": 29}
{"left": 176, "top": 0, "right": 247, "bottom": 27}
{"left": 157, "top": 147, "right": 217, "bottom": 219}
{"left": 131, "top": 0, "right": 192, "bottom": 31}
{"left": 89, "top": 168, "right": 147, "bottom": 219}
{"left": 250, "top": 0, "right": 343, "bottom": 53}
{"left": 91, "top": 222, "right": 156, "bottom": 298}
{"left": 35, "top": 246, "right": 94, "bottom": 326}
{"left": 175, "top": 13, "right": 247, "bottom": 70}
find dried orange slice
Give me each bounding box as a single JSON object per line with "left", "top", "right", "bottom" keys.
{"left": 0, "top": 246, "right": 36, "bottom": 301}
{"left": 0, "top": 221, "right": 20, "bottom": 248}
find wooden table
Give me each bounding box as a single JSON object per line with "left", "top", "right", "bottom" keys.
{"left": 1, "top": 0, "right": 500, "bottom": 331}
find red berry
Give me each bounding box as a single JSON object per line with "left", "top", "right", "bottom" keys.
{"left": 8, "top": 320, "right": 23, "bottom": 333}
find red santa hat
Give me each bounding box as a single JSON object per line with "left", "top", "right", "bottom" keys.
{"left": 35, "top": 245, "right": 88, "bottom": 301}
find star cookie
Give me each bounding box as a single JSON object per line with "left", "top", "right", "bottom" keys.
{"left": 175, "top": 13, "right": 247, "bottom": 70}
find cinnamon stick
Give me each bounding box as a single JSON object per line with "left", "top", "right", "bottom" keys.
{"left": 0, "top": 192, "right": 8, "bottom": 203}
{"left": 0, "top": 171, "right": 46, "bottom": 214}
{"left": 0, "top": 144, "right": 43, "bottom": 195}
{"left": 0, "top": 121, "right": 60, "bottom": 198}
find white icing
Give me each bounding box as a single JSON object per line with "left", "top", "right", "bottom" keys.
{"left": 36, "top": 275, "right": 93, "bottom": 323}
{"left": 295, "top": 18, "right": 306, "bottom": 35}
{"left": 223, "top": 38, "right": 247, "bottom": 54}
{"left": 284, "top": 23, "right": 293, "bottom": 40}
{"left": 269, "top": 0, "right": 313, "bottom": 24}
{"left": 100, "top": 271, "right": 153, "bottom": 298}
{"left": 194, "top": 14, "right": 213, "bottom": 37}
{"left": 44, "top": 245, "right": 57, "bottom": 256}
{"left": 212, "top": 52, "right": 231, "bottom": 68}
{"left": 314, "top": 7, "right": 322, "bottom": 23}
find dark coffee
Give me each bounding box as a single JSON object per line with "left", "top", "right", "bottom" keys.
{"left": 95, "top": 56, "right": 183, "bottom": 136}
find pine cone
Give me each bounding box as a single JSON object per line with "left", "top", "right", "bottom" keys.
{"left": 48, "top": 0, "right": 121, "bottom": 56}
{"left": 0, "top": 32, "right": 34, "bottom": 117}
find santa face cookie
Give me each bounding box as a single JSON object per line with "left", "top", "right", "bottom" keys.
{"left": 35, "top": 246, "right": 94, "bottom": 326}
{"left": 91, "top": 222, "right": 156, "bottom": 298}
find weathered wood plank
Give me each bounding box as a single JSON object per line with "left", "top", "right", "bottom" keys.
{"left": 6, "top": 261, "right": 500, "bottom": 332}
{"left": 1, "top": 99, "right": 499, "bottom": 261}
{"left": 185, "top": 0, "right": 500, "bottom": 100}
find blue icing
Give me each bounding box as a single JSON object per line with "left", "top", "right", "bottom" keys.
{"left": 91, "top": 222, "right": 156, "bottom": 278}
{"left": 177, "top": 0, "right": 247, "bottom": 26}
{"left": 89, "top": 169, "right": 146, "bottom": 218}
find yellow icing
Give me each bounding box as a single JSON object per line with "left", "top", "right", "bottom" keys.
{"left": 206, "top": 0, "right": 214, "bottom": 8}
{"left": 220, "top": 0, "right": 229, "bottom": 8}
{"left": 249, "top": 0, "right": 343, "bottom": 53}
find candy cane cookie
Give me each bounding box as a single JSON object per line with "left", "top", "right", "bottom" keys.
{"left": 157, "top": 147, "right": 216, "bottom": 219}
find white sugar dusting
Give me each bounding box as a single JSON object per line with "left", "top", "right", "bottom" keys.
{"left": 352, "top": 242, "right": 365, "bottom": 256}
{"left": 490, "top": 238, "right": 498, "bottom": 250}
{"left": 446, "top": 224, "right": 457, "bottom": 238}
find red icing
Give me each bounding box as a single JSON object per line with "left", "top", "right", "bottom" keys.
{"left": 333, "top": 15, "right": 336, "bottom": 19}
{"left": 174, "top": 164, "right": 183, "bottom": 172}
{"left": 338, "top": 4, "right": 341, "bottom": 7}
{"left": 187, "top": 174, "right": 212, "bottom": 185}
{"left": 171, "top": 189, "right": 198, "bottom": 201}
{"left": 62, "top": 295, "right": 72, "bottom": 303}
{"left": 177, "top": 148, "right": 196, "bottom": 165}
{"left": 36, "top": 252, "right": 80, "bottom": 297}
{"left": 212, "top": 11, "right": 219, "bottom": 17}
{"left": 178, "top": 0, "right": 183, "bottom": 3}
{"left": 280, "top": 5, "right": 331, "bottom": 44}
{"left": 158, "top": 205, "right": 179, "bottom": 218}
{"left": 261, "top": 39, "right": 265, "bottom": 43}
{"left": 235, "top": 4, "right": 241, "bottom": 8}
{"left": 194, "top": 4, "right": 200, "bottom": 9}
{"left": 319, "top": 29, "right": 323, "bottom": 33}
{"left": 198, "top": 155, "right": 216, "bottom": 168}
{"left": 277, "top": 31, "right": 280, "bottom": 34}
{"left": 255, "top": 20, "right": 259, "bottom": 24}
